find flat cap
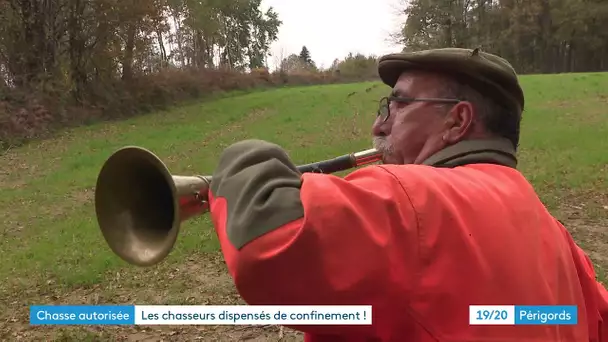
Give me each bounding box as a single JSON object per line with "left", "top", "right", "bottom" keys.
{"left": 377, "top": 48, "right": 525, "bottom": 112}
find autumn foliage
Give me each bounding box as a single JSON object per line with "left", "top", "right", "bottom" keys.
{"left": 0, "top": 0, "right": 380, "bottom": 149}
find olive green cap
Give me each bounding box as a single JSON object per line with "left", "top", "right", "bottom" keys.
{"left": 377, "top": 48, "right": 525, "bottom": 112}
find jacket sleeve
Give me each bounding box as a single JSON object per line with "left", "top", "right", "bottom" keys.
{"left": 207, "top": 139, "right": 420, "bottom": 335}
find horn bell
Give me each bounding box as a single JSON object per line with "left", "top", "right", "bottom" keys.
{"left": 94, "top": 146, "right": 209, "bottom": 267}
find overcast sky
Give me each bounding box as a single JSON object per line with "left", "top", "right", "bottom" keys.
{"left": 260, "top": 0, "right": 405, "bottom": 70}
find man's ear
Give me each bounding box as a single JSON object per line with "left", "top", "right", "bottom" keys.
{"left": 443, "top": 101, "right": 475, "bottom": 143}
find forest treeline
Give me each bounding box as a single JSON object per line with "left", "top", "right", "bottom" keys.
{"left": 396, "top": 0, "right": 608, "bottom": 73}
{"left": 0, "top": 0, "right": 378, "bottom": 148}
{"left": 1, "top": 0, "right": 606, "bottom": 148}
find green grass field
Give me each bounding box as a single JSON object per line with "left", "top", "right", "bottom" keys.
{"left": 1, "top": 73, "right": 607, "bottom": 340}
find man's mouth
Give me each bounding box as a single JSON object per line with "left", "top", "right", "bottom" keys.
{"left": 372, "top": 137, "right": 393, "bottom": 160}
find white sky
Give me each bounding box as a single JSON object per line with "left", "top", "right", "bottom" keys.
{"left": 260, "top": 0, "right": 405, "bottom": 70}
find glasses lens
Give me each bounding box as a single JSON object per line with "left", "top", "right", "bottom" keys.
{"left": 378, "top": 98, "right": 389, "bottom": 121}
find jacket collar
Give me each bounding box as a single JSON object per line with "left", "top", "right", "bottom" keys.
{"left": 421, "top": 138, "right": 518, "bottom": 169}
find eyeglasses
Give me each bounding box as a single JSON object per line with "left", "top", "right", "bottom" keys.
{"left": 377, "top": 96, "right": 461, "bottom": 123}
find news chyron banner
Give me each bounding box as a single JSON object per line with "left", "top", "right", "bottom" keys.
{"left": 29, "top": 304, "right": 578, "bottom": 326}
{"left": 30, "top": 305, "right": 372, "bottom": 326}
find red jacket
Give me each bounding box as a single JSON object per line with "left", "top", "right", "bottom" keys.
{"left": 207, "top": 139, "right": 608, "bottom": 342}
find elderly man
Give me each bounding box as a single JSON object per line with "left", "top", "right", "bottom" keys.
{"left": 207, "top": 48, "right": 608, "bottom": 341}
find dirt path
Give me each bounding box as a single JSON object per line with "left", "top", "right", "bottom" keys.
{"left": 1, "top": 251, "right": 305, "bottom": 341}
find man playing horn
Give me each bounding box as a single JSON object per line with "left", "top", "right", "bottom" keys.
{"left": 207, "top": 48, "right": 608, "bottom": 342}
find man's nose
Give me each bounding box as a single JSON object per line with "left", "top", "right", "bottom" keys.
{"left": 372, "top": 116, "right": 389, "bottom": 137}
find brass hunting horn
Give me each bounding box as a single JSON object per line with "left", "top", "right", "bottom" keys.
{"left": 94, "top": 145, "right": 382, "bottom": 267}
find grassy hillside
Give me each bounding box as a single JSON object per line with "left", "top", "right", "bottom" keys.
{"left": 1, "top": 73, "right": 607, "bottom": 340}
